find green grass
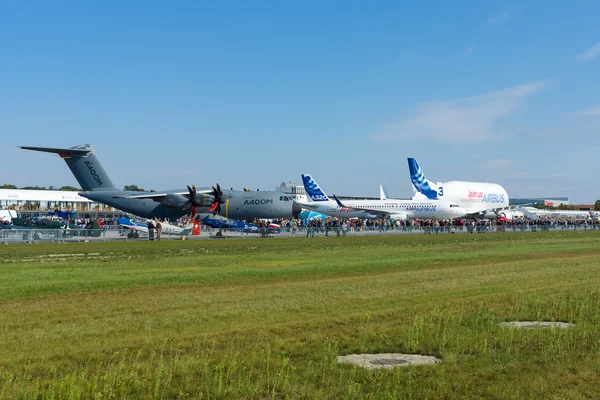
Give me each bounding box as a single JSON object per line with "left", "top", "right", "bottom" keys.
{"left": 1, "top": 231, "right": 600, "bottom": 399}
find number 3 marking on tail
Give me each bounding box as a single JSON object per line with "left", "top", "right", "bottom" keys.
{"left": 438, "top": 187, "right": 444, "bottom": 197}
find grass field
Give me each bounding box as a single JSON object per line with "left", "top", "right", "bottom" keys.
{"left": 1, "top": 231, "right": 600, "bottom": 399}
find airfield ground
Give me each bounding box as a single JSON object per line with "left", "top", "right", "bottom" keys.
{"left": 1, "top": 231, "right": 600, "bottom": 399}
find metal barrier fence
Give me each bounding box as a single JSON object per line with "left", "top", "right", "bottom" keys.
{"left": 288, "top": 223, "right": 600, "bottom": 236}
{"left": 1, "top": 223, "right": 598, "bottom": 244}
{"left": 0, "top": 229, "right": 106, "bottom": 244}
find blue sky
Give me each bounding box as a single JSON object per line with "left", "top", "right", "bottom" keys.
{"left": 1, "top": 1, "right": 599, "bottom": 203}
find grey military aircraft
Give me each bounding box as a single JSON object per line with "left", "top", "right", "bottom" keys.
{"left": 21, "top": 144, "right": 301, "bottom": 221}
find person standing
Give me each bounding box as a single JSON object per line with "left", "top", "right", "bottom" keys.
{"left": 155, "top": 219, "right": 162, "bottom": 241}
{"left": 291, "top": 220, "right": 297, "bottom": 237}
{"left": 147, "top": 219, "right": 155, "bottom": 241}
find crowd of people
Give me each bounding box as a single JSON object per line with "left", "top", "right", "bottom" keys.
{"left": 146, "top": 218, "right": 163, "bottom": 240}
{"left": 0, "top": 219, "right": 13, "bottom": 227}
{"left": 244, "top": 216, "right": 600, "bottom": 236}
{"left": 3, "top": 212, "right": 599, "bottom": 238}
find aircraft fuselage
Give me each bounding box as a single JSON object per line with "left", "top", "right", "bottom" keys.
{"left": 82, "top": 189, "right": 299, "bottom": 220}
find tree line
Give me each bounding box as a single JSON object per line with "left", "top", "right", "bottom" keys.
{"left": 534, "top": 201, "right": 600, "bottom": 211}
{"left": 0, "top": 184, "right": 81, "bottom": 191}
{"left": 1, "top": 184, "right": 150, "bottom": 192}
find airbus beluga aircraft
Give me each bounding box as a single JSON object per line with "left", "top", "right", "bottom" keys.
{"left": 20, "top": 144, "right": 301, "bottom": 221}
{"left": 408, "top": 158, "right": 510, "bottom": 218}
{"left": 295, "top": 174, "right": 466, "bottom": 220}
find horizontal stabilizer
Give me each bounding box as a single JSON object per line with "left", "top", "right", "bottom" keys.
{"left": 20, "top": 144, "right": 93, "bottom": 157}
{"left": 21, "top": 144, "right": 115, "bottom": 191}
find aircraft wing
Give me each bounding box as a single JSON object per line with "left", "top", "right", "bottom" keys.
{"left": 201, "top": 216, "right": 238, "bottom": 229}
{"left": 464, "top": 204, "right": 534, "bottom": 219}
{"left": 213, "top": 220, "right": 237, "bottom": 229}
{"left": 464, "top": 210, "right": 490, "bottom": 219}
{"left": 113, "top": 193, "right": 170, "bottom": 200}
{"left": 119, "top": 223, "right": 149, "bottom": 233}
{"left": 294, "top": 201, "right": 321, "bottom": 211}
{"left": 113, "top": 188, "right": 214, "bottom": 201}
{"left": 117, "top": 217, "right": 149, "bottom": 231}
{"left": 332, "top": 195, "right": 400, "bottom": 219}
{"left": 464, "top": 208, "right": 505, "bottom": 219}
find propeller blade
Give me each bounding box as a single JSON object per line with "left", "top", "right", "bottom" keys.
{"left": 208, "top": 202, "right": 218, "bottom": 212}
{"left": 183, "top": 184, "right": 205, "bottom": 215}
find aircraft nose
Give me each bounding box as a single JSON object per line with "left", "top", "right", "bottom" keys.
{"left": 292, "top": 202, "right": 302, "bottom": 218}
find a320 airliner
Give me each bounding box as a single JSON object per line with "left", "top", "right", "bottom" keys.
{"left": 407, "top": 158, "right": 510, "bottom": 218}
{"left": 295, "top": 174, "right": 466, "bottom": 220}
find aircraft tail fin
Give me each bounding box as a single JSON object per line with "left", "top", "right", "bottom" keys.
{"left": 301, "top": 174, "right": 329, "bottom": 202}
{"left": 407, "top": 158, "right": 439, "bottom": 200}
{"left": 21, "top": 144, "right": 116, "bottom": 191}
{"left": 379, "top": 185, "right": 388, "bottom": 200}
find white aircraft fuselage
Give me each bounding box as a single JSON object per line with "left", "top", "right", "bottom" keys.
{"left": 297, "top": 198, "right": 466, "bottom": 220}
{"left": 426, "top": 181, "right": 509, "bottom": 216}
{"left": 408, "top": 158, "right": 509, "bottom": 217}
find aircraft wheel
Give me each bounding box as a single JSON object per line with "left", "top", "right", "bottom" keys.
{"left": 133, "top": 232, "right": 140, "bottom": 238}
{"left": 127, "top": 232, "right": 134, "bottom": 238}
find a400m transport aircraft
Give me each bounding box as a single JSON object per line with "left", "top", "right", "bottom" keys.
{"left": 296, "top": 174, "right": 467, "bottom": 220}
{"left": 408, "top": 158, "right": 510, "bottom": 218}
{"left": 20, "top": 144, "right": 301, "bottom": 221}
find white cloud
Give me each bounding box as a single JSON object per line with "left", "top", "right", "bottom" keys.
{"left": 372, "top": 81, "right": 547, "bottom": 144}
{"left": 487, "top": 9, "right": 510, "bottom": 26}
{"left": 576, "top": 41, "right": 600, "bottom": 62}
{"left": 574, "top": 105, "right": 600, "bottom": 117}
{"left": 512, "top": 171, "right": 535, "bottom": 178}
{"left": 464, "top": 46, "right": 477, "bottom": 55}
{"left": 481, "top": 158, "right": 513, "bottom": 169}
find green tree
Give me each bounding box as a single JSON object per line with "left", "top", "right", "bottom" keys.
{"left": 534, "top": 202, "right": 554, "bottom": 210}
{"left": 59, "top": 186, "right": 81, "bottom": 191}
{"left": 20, "top": 186, "right": 47, "bottom": 190}
{"left": 594, "top": 200, "right": 600, "bottom": 211}
{"left": 0, "top": 184, "right": 17, "bottom": 189}
{"left": 557, "top": 203, "right": 579, "bottom": 211}
{"left": 124, "top": 185, "right": 145, "bottom": 192}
